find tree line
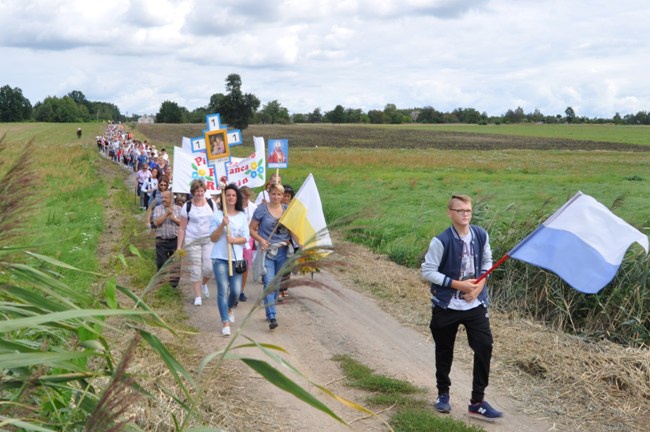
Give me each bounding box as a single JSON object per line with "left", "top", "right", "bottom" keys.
{"left": 3, "top": 74, "right": 650, "bottom": 127}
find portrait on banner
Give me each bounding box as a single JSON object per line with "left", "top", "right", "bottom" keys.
{"left": 267, "top": 139, "right": 288, "bottom": 168}
{"left": 205, "top": 129, "right": 230, "bottom": 162}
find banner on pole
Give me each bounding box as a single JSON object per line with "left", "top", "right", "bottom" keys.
{"left": 226, "top": 136, "right": 266, "bottom": 189}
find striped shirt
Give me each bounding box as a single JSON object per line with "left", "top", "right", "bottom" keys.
{"left": 153, "top": 204, "right": 181, "bottom": 239}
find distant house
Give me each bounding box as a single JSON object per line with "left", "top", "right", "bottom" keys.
{"left": 410, "top": 110, "right": 420, "bottom": 121}
{"left": 138, "top": 115, "right": 155, "bottom": 124}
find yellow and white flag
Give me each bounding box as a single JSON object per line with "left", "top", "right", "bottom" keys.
{"left": 280, "top": 173, "right": 332, "bottom": 250}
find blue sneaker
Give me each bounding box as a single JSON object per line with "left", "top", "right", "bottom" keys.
{"left": 468, "top": 400, "right": 503, "bottom": 421}
{"left": 435, "top": 393, "right": 451, "bottom": 413}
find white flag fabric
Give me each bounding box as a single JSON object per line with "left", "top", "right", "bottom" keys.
{"left": 509, "top": 191, "right": 648, "bottom": 294}
{"left": 172, "top": 146, "right": 219, "bottom": 195}
{"left": 226, "top": 136, "right": 266, "bottom": 189}
{"left": 279, "top": 173, "right": 332, "bottom": 250}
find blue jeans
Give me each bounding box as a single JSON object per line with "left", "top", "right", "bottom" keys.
{"left": 212, "top": 259, "right": 242, "bottom": 323}
{"left": 262, "top": 247, "right": 289, "bottom": 320}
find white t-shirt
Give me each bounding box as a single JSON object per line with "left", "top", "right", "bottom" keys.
{"left": 210, "top": 211, "right": 250, "bottom": 261}
{"left": 180, "top": 201, "right": 215, "bottom": 243}
{"left": 448, "top": 232, "right": 481, "bottom": 311}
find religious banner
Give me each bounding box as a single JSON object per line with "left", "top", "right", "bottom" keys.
{"left": 226, "top": 136, "right": 266, "bottom": 189}
{"left": 172, "top": 146, "right": 219, "bottom": 195}
{"left": 267, "top": 138, "right": 288, "bottom": 169}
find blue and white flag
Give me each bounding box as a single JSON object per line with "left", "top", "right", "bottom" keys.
{"left": 509, "top": 192, "right": 648, "bottom": 294}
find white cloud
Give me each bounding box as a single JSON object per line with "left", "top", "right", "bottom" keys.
{"left": 1, "top": 0, "right": 649, "bottom": 118}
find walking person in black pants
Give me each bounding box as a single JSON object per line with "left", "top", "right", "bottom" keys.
{"left": 152, "top": 191, "right": 181, "bottom": 288}
{"left": 421, "top": 194, "right": 503, "bottom": 421}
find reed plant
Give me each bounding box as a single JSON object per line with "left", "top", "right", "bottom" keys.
{"left": 478, "top": 196, "right": 650, "bottom": 347}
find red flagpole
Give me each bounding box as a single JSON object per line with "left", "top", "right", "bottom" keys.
{"left": 475, "top": 253, "right": 510, "bottom": 283}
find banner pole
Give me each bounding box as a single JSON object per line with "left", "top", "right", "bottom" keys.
{"left": 475, "top": 253, "right": 510, "bottom": 283}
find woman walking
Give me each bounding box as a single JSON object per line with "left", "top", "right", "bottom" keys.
{"left": 239, "top": 186, "right": 258, "bottom": 302}
{"left": 210, "top": 184, "right": 249, "bottom": 336}
{"left": 250, "top": 183, "right": 297, "bottom": 330}
{"left": 177, "top": 179, "right": 215, "bottom": 306}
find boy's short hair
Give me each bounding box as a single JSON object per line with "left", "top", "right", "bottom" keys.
{"left": 448, "top": 194, "right": 472, "bottom": 209}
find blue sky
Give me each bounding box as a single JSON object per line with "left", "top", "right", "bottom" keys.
{"left": 1, "top": 0, "right": 649, "bottom": 118}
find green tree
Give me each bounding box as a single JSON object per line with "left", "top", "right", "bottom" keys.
{"left": 33, "top": 96, "right": 82, "bottom": 122}
{"left": 326, "top": 105, "right": 347, "bottom": 123}
{"left": 307, "top": 107, "right": 323, "bottom": 123}
{"left": 67, "top": 90, "right": 92, "bottom": 118}
{"left": 565, "top": 106, "right": 576, "bottom": 123}
{"left": 367, "top": 109, "right": 384, "bottom": 124}
{"left": 156, "top": 100, "right": 185, "bottom": 123}
{"left": 188, "top": 106, "right": 208, "bottom": 123}
{"left": 416, "top": 106, "right": 443, "bottom": 123}
{"left": 345, "top": 108, "right": 364, "bottom": 123}
{"left": 383, "top": 103, "right": 406, "bottom": 124}
{"left": 57, "top": 96, "right": 83, "bottom": 122}
{"left": 453, "top": 107, "right": 482, "bottom": 124}
{"left": 208, "top": 73, "right": 260, "bottom": 129}
{"left": 504, "top": 106, "right": 525, "bottom": 123}
{"left": 91, "top": 101, "right": 121, "bottom": 122}
{"left": 0, "top": 85, "right": 32, "bottom": 121}
{"left": 259, "top": 100, "right": 290, "bottom": 124}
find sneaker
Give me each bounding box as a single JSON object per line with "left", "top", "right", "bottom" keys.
{"left": 269, "top": 318, "right": 278, "bottom": 330}
{"left": 468, "top": 400, "right": 503, "bottom": 421}
{"left": 202, "top": 284, "right": 210, "bottom": 298}
{"left": 221, "top": 326, "right": 231, "bottom": 337}
{"left": 239, "top": 292, "right": 248, "bottom": 302}
{"left": 228, "top": 310, "right": 235, "bottom": 323}
{"left": 194, "top": 296, "right": 202, "bottom": 306}
{"left": 435, "top": 393, "right": 451, "bottom": 413}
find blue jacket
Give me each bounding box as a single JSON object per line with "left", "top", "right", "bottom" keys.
{"left": 426, "top": 225, "right": 491, "bottom": 309}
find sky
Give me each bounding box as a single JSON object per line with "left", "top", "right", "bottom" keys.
{"left": 1, "top": 0, "right": 649, "bottom": 119}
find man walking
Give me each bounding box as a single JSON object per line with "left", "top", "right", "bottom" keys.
{"left": 152, "top": 191, "right": 181, "bottom": 287}
{"left": 422, "top": 194, "right": 503, "bottom": 421}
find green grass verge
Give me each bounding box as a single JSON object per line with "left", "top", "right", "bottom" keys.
{"left": 332, "top": 354, "right": 483, "bottom": 432}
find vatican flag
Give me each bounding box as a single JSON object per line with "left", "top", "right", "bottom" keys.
{"left": 280, "top": 173, "right": 332, "bottom": 250}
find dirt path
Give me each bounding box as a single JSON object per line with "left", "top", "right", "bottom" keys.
{"left": 184, "top": 269, "right": 557, "bottom": 431}
{"left": 96, "top": 153, "right": 556, "bottom": 430}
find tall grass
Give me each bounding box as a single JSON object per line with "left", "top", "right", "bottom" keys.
{"left": 0, "top": 130, "right": 213, "bottom": 431}
{"left": 475, "top": 197, "right": 650, "bottom": 347}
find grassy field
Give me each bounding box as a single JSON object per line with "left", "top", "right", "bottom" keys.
{"left": 6, "top": 121, "right": 648, "bottom": 269}
{"left": 389, "top": 123, "right": 650, "bottom": 146}
{"left": 2, "top": 122, "right": 648, "bottom": 430}
{"left": 136, "top": 121, "right": 649, "bottom": 347}
{"left": 136, "top": 122, "right": 650, "bottom": 267}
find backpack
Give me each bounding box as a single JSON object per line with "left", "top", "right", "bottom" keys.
{"left": 185, "top": 198, "right": 215, "bottom": 222}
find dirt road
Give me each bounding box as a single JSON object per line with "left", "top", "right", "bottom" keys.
{"left": 186, "top": 269, "right": 557, "bottom": 432}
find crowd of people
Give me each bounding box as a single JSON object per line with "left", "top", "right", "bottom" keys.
{"left": 97, "top": 125, "right": 300, "bottom": 336}
{"left": 96, "top": 124, "right": 504, "bottom": 421}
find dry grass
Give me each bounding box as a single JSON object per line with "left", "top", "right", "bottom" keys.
{"left": 96, "top": 157, "right": 277, "bottom": 431}
{"left": 333, "top": 233, "right": 649, "bottom": 432}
